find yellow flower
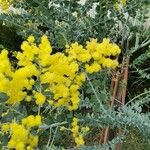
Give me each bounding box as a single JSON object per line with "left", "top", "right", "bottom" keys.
{"left": 8, "top": 140, "right": 16, "bottom": 149}
{"left": 27, "top": 35, "right": 35, "bottom": 43}
{"left": 35, "top": 115, "right": 42, "bottom": 126}
{"left": 34, "top": 92, "right": 46, "bottom": 105}
{"left": 1, "top": 123, "right": 10, "bottom": 132}
{"left": 75, "top": 134, "right": 85, "bottom": 146}
{"left": 0, "top": 49, "right": 13, "bottom": 76}
{"left": 85, "top": 62, "right": 101, "bottom": 74}
{"left": 22, "top": 115, "right": 42, "bottom": 128}
{"left": 28, "top": 135, "right": 39, "bottom": 148}
{"left": 26, "top": 115, "right": 36, "bottom": 128}
{"left": 15, "top": 142, "right": 25, "bottom": 150}
{"left": 102, "top": 58, "right": 119, "bottom": 69}
{"left": 92, "top": 52, "right": 102, "bottom": 60}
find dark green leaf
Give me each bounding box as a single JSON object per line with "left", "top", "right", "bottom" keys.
{"left": 0, "top": 92, "right": 9, "bottom": 103}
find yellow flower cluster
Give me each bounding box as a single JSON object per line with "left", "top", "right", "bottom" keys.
{"left": 60, "top": 117, "right": 90, "bottom": 147}
{"left": 67, "top": 38, "right": 120, "bottom": 74}
{"left": 34, "top": 91, "right": 46, "bottom": 105}
{"left": 0, "top": 49, "right": 39, "bottom": 104}
{"left": 0, "top": 0, "right": 12, "bottom": 12}
{"left": 0, "top": 35, "right": 120, "bottom": 110}
{"left": 42, "top": 37, "right": 119, "bottom": 110}
{"left": 1, "top": 115, "right": 41, "bottom": 150}
{"left": 21, "top": 115, "right": 42, "bottom": 128}
{"left": 71, "top": 117, "right": 89, "bottom": 147}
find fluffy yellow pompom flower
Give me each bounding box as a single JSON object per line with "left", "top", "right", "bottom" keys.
{"left": 34, "top": 92, "right": 46, "bottom": 105}
{"left": 35, "top": 115, "right": 42, "bottom": 126}
{"left": 22, "top": 115, "right": 42, "bottom": 128}
{"left": 85, "top": 62, "right": 101, "bottom": 74}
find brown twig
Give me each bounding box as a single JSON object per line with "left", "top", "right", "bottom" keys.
{"left": 121, "top": 57, "right": 129, "bottom": 105}
{"left": 100, "top": 71, "right": 120, "bottom": 144}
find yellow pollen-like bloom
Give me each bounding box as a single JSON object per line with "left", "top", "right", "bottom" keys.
{"left": 34, "top": 92, "right": 46, "bottom": 105}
